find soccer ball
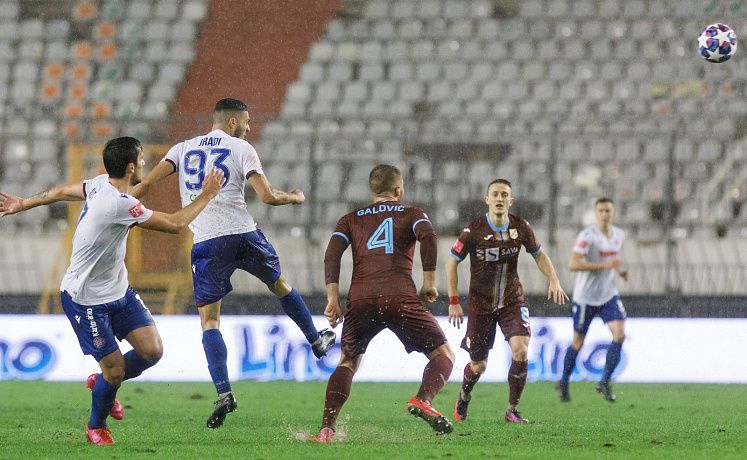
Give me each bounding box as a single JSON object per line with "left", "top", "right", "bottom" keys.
{"left": 698, "top": 23, "right": 737, "bottom": 63}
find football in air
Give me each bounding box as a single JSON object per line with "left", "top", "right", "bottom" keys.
{"left": 698, "top": 23, "right": 737, "bottom": 63}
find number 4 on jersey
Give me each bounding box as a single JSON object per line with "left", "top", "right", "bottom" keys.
{"left": 367, "top": 217, "right": 394, "bottom": 254}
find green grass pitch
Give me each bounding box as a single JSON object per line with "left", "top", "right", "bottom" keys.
{"left": 1, "top": 380, "right": 745, "bottom": 459}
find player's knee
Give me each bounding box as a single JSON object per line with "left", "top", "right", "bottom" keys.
{"left": 432, "top": 343, "right": 454, "bottom": 363}
{"left": 512, "top": 349, "right": 528, "bottom": 361}
{"left": 471, "top": 360, "right": 487, "bottom": 374}
{"left": 338, "top": 354, "right": 361, "bottom": 373}
{"left": 102, "top": 366, "right": 125, "bottom": 386}
{"left": 443, "top": 345, "right": 455, "bottom": 363}
{"left": 268, "top": 276, "right": 292, "bottom": 297}
{"left": 140, "top": 344, "right": 164, "bottom": 363}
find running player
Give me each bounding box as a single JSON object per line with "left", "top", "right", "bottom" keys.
{"left": 556, "top": 198, "right": 628, "bottom": 403}
{"left": 446, "top": 179, "right": 568, "bottom": 424}
{"left": 131, "top": 98, "right": 335, "bottom": 428}
{"left": 0, "top": 137, "right": 223, "bottom": 445}
{"left": 314, "top": 164, "right": 455, "bottom": 442}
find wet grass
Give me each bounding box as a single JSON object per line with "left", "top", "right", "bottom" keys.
{"left": 1, "top": 380, "right": 745, "bottom": 459}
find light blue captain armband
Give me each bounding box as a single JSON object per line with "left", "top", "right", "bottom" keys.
{"left": 331, "top": 231, "right": 350, "bottom": 244}
{"left": 412, "top": 218, "right": 431, "bottom": 233}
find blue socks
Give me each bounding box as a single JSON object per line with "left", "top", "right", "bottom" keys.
{"left": 601, "top": 341, "right": 623, "bottom": 383}
{"left": 123, "top": 350, "right": 155, "bottom": 381}
{"left": 202, "top": 329, "right": 232, "bottom": 394}
{"left": 279, "top": 288, "right": 319, "bottom": 343}
{"left": 89, "top": 375, "right": 119, "bottom": 428}
{"left": 560, "top": 345, "right": 579, "bottom": 384}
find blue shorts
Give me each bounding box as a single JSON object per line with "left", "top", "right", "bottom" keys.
{"left": 191, "top": 230, "right": 282, "bottom": 306}
{"left": 571, "top": 295, "right": 626, "bottom": 335}
{"left": 61, "top": 287, "right": 156, "bottom": 361}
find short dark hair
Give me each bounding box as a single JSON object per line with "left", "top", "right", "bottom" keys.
{"left": 369, "top": 164, "right": 402, "bottom": 195}
{"left": 214, "top": 98, "right": 248, "bottom": 112}
{"left": 102, "top": 137, "right": 142, "bottom": 178}
{"left": 595, "top": 197, "right": 614, "bottom": 206}
{"left": 487, "top": 178, "right": 512, "bottom": 194}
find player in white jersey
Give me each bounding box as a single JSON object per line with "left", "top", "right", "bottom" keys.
{"left": 0, "top": 137, "right": 223, "bottom": 445}
{"left": 556, "top": 198, "right": 628, "bottom": 403}
{"left": 131, "top": 98, "right": 335, "bottom": 429}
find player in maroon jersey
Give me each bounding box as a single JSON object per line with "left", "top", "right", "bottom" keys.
{"left": 446, "top": 179, "right": 568, "bottom": 424}
{"left": 314, "top": 164, "right": 455, "bottom": 442}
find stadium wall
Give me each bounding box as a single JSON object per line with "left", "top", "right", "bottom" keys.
{"left": 167, "top": 0, "right": 341, "bottom": 141}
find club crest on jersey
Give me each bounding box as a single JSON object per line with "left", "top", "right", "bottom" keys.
{"left": 509, "top": 229, "right": 518, "bottom": 239}
{"left": 128, "top": 202, "right": 145, "bottom": 218}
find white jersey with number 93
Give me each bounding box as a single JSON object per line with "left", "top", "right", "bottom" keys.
{"left": 163, "top": 129, "right": 264, "bottom": 243}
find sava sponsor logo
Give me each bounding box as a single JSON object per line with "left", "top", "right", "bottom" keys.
{"left": 356, "top": 204, "right": 405, "bottom": 216}
{"left": 477, "top": 246, "right": 519, "bottom": 261}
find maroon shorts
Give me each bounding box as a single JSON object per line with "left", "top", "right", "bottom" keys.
{"left": 460, "top": 304, "right": 531, "bottom": 362}
{"left": 341, "top": 296, "right": 447, "bottom": 359}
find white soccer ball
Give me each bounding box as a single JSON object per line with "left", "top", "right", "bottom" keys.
{"left": 698, "top": 23, "right": 737, "bottom": 63}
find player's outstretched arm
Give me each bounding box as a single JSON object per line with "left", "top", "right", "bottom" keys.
{"left": 130, "top": 161, "right": 174, "bottom": 199}
{"left": 139, "top": 169, "right": 224, "bottom": 234}
{"left": 247, "top": 172, "right": 305, "bottom": 206}
{"left": 569, "top": 251, "right": 620, "bottom": 272}
{"left": 534, "top": 251, "right": 569, "bottom": 305}
{"left": 0, "top": 182, "right": 84, "bottom": 217}
{"left": 445, "top": 257, "right": 464, "bottom": 328}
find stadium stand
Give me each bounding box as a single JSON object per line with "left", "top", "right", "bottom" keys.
{"left": 0, "top": 0, "right": 207, "bottom": 233}
{"left": 1, "top": 0, "right": 747, "bottom": 305}
{"left": 255, "top": 0, "right": 747, "bottom": 241}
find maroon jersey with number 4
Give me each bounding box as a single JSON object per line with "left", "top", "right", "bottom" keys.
{"left": 325, "top": 201, "right": 436, "bottom": 303}
{"left": 450, "top": 213, "right": 542, "bottom": 314}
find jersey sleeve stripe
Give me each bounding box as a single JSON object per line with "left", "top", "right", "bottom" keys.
{"left": 331, "top": 231, "right": 350, "bottom": 244}
{"left": 163, "top": 158, "right": 177, "bottom": 173}
{"left": 449, "top": 252, "right": 463, "bottom": 262}
{"left": 411, "top": 218, "right": 431, "bottom": 233}
{"left": 531, "top": 246, "right": 543, "bottom": 257}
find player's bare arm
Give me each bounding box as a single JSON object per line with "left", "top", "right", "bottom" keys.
{"left": 324, "top": 283, "right": 343, "bottom": 328}
{"left": 419, "top": 270, "right": 438, "bottom": 303}
{"left": 139, "top": 169, "right": 224, "bottom": 234}
{"left": 568, "top": 251, "right": 621, "bottom": 272}
{"left": 445, "top": 257, "right": 464, "bottom": 328}
{"left": 248, "top": 172, "right": 305, "bottom": 206}
{"left": 534, "top": 251, "right": 569, "bottom": 304}
{"left": 0, "top": 182, "right": 85, "bottom": 217}
{"left": 130, "top": 160, "right": 175, "bottom": 199}
{"left": 323, "top": 230, "right": 349, "bottom": 328}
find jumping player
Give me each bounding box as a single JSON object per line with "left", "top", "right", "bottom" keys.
{"left": 0, "top": 137, "right": 224, "bottom": 445}
{"left": 131, "top": 98, "right": 335, "bottom": 429}
{"left": 446, "top": 179, "right": 568, "bottom": 424}
{"left": 556, "top": 198, "right": 628, "bottom": 403}
{"left": 314, "top": 164, "right": 455, "bottom": 442}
